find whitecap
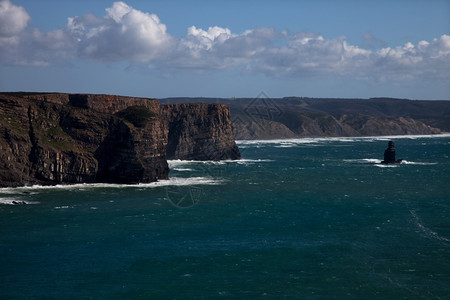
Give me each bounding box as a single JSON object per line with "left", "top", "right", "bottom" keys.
{"left": 167, "top": 159, "right": 228, "bottom": 167}
{"left": 401, "top": 160, "right": 437, "bottom": 165}
{"left": 237, "top": 159, "right": 273, "bottom": 164}
{"left": 0, "top": 177, "right": 226, "bottom": 194}
{"left": 236, "top": 133, "right": 450, "bottom": 147}
{"left": 168, "top": 158, "right": 272, "bottom": 168}
{"left": 344, "top": 158, "right": 382, "bottom": 164}
{"left": 374, "top": 164, "right": 398, "bottom": 168}
{"left": 54, "top": 206, "right": 72, "bottom": 209}
{"left": 150, "top": 177, "right": 226, "bottom": 187}
{"left": 0, "top": 197, "right": 39, "bottom": 205}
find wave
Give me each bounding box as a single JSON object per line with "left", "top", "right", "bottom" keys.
{"left": 401, "top": 160, "right": 437, "bottom": 165}
{"left": 236, "top": 133, "right": 450, "bottom": 146}
{"left": 343, "top": 158, "right": 397, "bottom": 167}
{"left": 344, "top": 158, "right": 437, "bottom": 166}
{"left": 373, "top": 164, "right": 399, "bottom": 168}
{"left": 344, "top": 158, "right": 382, "bottom": 164}
{"left": 171, "top": 168, "right": 193, "bottom": 172}
{"left": 0, "top": 177, "right": 225, "bottom": 198}
{"left": 168, "top": 158, "right": 272, "bottom": 168}
{"left": 0, "top": 197, "right": 39, "bottom": 205}
{"left": 237, "top": 138, "right": 319, "bottom": 146}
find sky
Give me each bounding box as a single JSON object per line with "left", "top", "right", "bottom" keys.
{"left": 0, "top": 0, "right": 449, "bottom": 100}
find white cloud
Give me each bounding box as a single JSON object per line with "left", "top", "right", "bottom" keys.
{"left": 371, "top": 35, "right": 450, "bottom": 82}
{"left": 0, "top": 0, "right": 30, "bottom": 46}
{"left": 0, "top": 0, "right": 29, "bottom": 37}
{"left": 254, "top": 33, "right": 373, "bottom": 78}
{"left": 0, "top": 0, "right": 73, "bottom": 66}
{"left": 0, "top": 0, "right": 449, "bottom": 85}
{"left": 162, "top": 27, "right": 278, "bottom": 70}
{"left": 186, "top": 26, "right": 233, "bottom": 50}
{"left": 73, "top": 1, "right": 174, "bottom": 62}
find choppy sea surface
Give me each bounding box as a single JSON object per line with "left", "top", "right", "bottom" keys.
{"left": 1, "top": 135, "right": 449, "bottom": 299}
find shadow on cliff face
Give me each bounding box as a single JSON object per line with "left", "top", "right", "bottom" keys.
{"left": 95, "top": 106, "right": 169, "bottom": 184}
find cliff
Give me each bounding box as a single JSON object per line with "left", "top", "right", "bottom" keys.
{"left": 0, "top": 93, "right": 240, "bottom": 187}
{"left": 160, "top": 97, "right": 446, "bottom": 139}
{"left": 161, "top": 103, "right": 241, "bottom": 160}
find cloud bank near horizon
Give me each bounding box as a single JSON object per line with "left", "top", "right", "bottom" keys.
{"left": 1, "top": 0, "right": 449, "bottom": 85}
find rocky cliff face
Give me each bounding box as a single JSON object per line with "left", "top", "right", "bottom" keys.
{"left": 161, "top": 103, "right": 241, "bottom": 160}
{"left": 0, "top": 93, "right": 240, "bottom": 187}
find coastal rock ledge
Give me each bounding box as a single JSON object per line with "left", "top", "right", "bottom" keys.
{"left": 0, "top": 93, "right": 240, "bottom": 187}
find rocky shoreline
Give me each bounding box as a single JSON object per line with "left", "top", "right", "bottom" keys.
{"left": 0, "top": 93, "right": 240, "bottom": 187}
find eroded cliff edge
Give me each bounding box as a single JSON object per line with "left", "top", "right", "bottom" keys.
{"left": 0, "top": 93, "right": 241, "bottom": 187}
{"left": 161, "top": 103, "right": 240, "bottom": 160}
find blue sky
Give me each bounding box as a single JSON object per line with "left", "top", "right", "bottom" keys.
{"left": 1, "top": 0, "right": 449, "bottom": 99}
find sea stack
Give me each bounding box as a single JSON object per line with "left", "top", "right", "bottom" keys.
{"left": 381, "top": 141, "right": 402, "bottom": 164}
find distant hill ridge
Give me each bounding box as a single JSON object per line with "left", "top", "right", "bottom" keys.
{"left": 160, "top": 97, "right": 449, "bottom": 139}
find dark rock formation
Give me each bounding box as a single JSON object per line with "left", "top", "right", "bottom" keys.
{"left": 161, "top": 103, "right": 241, "bottom": 160}
{"left": 381, "top": 141, "right": 402, "bottom": 164}
{"left": 95, "top": 106, "right": 169, "bottom": 184}
{"left": 0, "top": 93, "right": 240, "bottom": 187}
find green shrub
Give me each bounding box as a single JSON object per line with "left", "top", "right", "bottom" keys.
{"left": 115, "top": 106, "right": 157, "bottom": 128}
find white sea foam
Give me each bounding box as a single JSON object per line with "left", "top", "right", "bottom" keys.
{"left": 168, "top": 158, "right": 272, "bottom": 168}
{"left": 401, "top": 160, "right": 437, "bottom": 165}
{"left": 0, "top": 177, "right": 225, "bottom": 197}
{"left": 54, "top": 206, "right": 72, "bottom": 209}
{"left": 171, "top": 168, "right": 193, "bottom": 172}
{"left": 236, "top": 133, "right": 450, "bottom": 147}
{"left": 344, "top": 158, "right": 438, "bottom": 167}
{"left": 168, "top": 159, "right": 228, "bottom": 167}
{"left": 0, "top": 197, "right": 39, "bottom": 205}
{"left": 374, "top": 164, "right": 398, "bottom": 168}
{"left": 152, "top": 177, "right": 225, "bottom": 187}
{"left": 237, "top": 138, "right": 318, "bottom": 146}
{"left": 410, "top": 209, "right": 450, "bottom": 243}
{"left": 344, "top": 158, "right": 382, "bottom": 164}
{"left": 236, "top": 159, "right": 273, "bottom": 164}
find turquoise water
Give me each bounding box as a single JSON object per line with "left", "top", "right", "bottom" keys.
{"left": 1, "top": 135, "right": 449, "bottom": 299}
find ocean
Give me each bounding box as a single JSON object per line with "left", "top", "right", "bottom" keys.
{"left": 1, "top": 135, "right": 449, "bottom": 299}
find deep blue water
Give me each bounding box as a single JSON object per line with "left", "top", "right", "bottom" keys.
{"left": 1, "top": 135, "right": 449, "bottom": 299}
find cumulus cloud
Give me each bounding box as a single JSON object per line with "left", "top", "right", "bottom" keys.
{"left": 0, "top": 0, "right": 29, "bottom": 36}
{"left": 0, "top": 0, "right": 30, "bottom": 46}
{"left": 255, "top": 33, "right": 373, "bottom": 77}
{"left": 0, "top": 0, "right": 74, "bottom": 66}
{"left": 371, "top": 35, "right": 450, "bottom": 82}
{"left": 68, "top": 1, "right": 174, "bottom": 62}
{"left": 0, "top": 0, "right": 449, "bottom": 84}
{"left": 162, "top": 26, "right": 279, "bottom": 70}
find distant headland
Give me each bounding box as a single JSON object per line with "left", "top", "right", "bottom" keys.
{"left": 160, "top": 96, "right": 449, "bottom": 140}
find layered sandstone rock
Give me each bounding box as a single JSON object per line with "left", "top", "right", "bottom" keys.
{"left": 0, "top": 93, "right": 240, "bottom": 187}
{"left": 161, "top": 103, "right": 241, "bottom": 160}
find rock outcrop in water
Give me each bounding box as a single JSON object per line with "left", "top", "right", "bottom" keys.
{"left": 381, "top": 141, "right": 402, "bottom": 164}
{"left": 0, "top": 93, "right": 240, "bottom": 187}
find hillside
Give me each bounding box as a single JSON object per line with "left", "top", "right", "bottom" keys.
{"left": 160, "top": 97, "right": 449, "bottom": 139}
